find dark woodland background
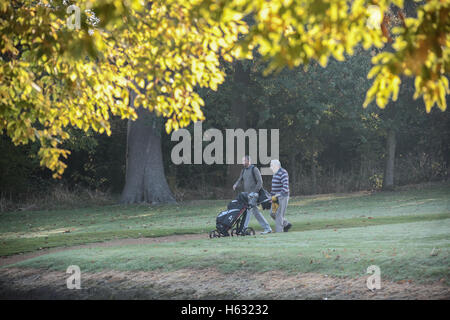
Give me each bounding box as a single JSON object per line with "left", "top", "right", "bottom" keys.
{"left": 1, "top": 49, "right": 449, "bottom": 211}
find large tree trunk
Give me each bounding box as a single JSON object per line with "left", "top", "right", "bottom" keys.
{"left": 382, "top": 128, "right": 396, "bottom": 191}
{"left": 289, "top": 151, "right": 297, "bottom": 194}
{"left": 120, "top": 95, "right": 176, "bottom": 204}
{"left": 311, "top": 159, "right": 317, "bottom": 194}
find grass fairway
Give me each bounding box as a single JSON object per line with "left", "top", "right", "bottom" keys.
{"left": 1, "top": 183, "right": 449, "bottom": 257}
{"left": 11, "top": 219, "right": 450, "bottom": 284}
{"left": 0, "top": 183, "right": 449, "bottom": 299}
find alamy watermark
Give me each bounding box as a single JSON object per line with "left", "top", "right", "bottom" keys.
{"left": 66, "top": 4, "right": 81, "bottom": 30}
{"left": 64, "top": 2, "right": 99, "bottom": 34}
{"left": 66, "top": 265, "right": 81, "bottom": 289}
{"left": 170, "top": 122, "right": 279, "bottom": 175}
{"left": 366, "top": 265, "right": 381, "bottom": 291}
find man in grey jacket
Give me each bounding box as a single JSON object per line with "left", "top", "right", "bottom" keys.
{"left": 233, "top": 155, "right": 272, "bottom": 234}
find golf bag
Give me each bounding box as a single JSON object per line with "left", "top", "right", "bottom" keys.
{"left": 209, "top": 192, "right": 258, "bottom": 238}
{"left": 258, "top": 188, "right": 272, "bottom": 210}
{"left": 216, "top": 193, "right": 248, "bottom": 236}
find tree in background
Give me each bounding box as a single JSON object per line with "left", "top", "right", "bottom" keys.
{"left": 120, "top": 92, "right": 176, "bottom": 204}
{"left": 1, "top": 0, "right": 448, "bottom": 203}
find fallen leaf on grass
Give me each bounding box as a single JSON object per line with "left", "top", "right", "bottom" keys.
{"left": 430, "top": 248, "right": 440, "bottom": 256}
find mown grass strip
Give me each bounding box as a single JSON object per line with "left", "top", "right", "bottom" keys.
{"left": 1, "top": 212, "right": 448, "bottom": 257}
{"left": 10, "top": 219, "right": 450, "bottom": 284}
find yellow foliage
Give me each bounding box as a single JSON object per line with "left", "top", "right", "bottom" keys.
{"left": 0, "top": 0, "right": 448, "bottom": 177}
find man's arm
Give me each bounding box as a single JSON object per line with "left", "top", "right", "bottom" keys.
{"left": 233, "top": 169, "right": 244, "bottom": 190}
{"left": 253, "top": 166, "right": 263, "bottom": 192}
{"left": 280, "top": 169, "right": 289, "bottom": 197}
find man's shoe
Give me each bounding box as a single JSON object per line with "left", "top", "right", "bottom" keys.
{"left": 283, "top": 223, "right": 292, "bottom": 232}
{"left": 260, "top": 229, "right": 272, "bottom": 235}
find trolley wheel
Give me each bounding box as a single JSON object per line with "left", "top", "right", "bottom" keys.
{"left": 244, "top": 227, "right": 255, "bottom": 236}
{"left": 231, "top": 228, "right": 238, "bottom": 237}
{"left": 209, "top": 230, "right": 219, "bottom": 238}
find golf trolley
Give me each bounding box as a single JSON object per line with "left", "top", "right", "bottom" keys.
{"left": 208, "top": 192, "right": 258, "bottom": 238}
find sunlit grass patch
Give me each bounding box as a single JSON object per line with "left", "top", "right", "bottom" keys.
{"left": 10, "top": 219, "right": 450, "bottom": 284}
{"left": 0, "top": 183, "right": 449, "bottom": 257}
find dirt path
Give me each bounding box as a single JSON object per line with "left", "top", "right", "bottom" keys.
{"left": 1, "top": 233, "right": 449, "bottom": 299}
{"left": 0, "top": 233, "right": 206, "bottom": 267}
